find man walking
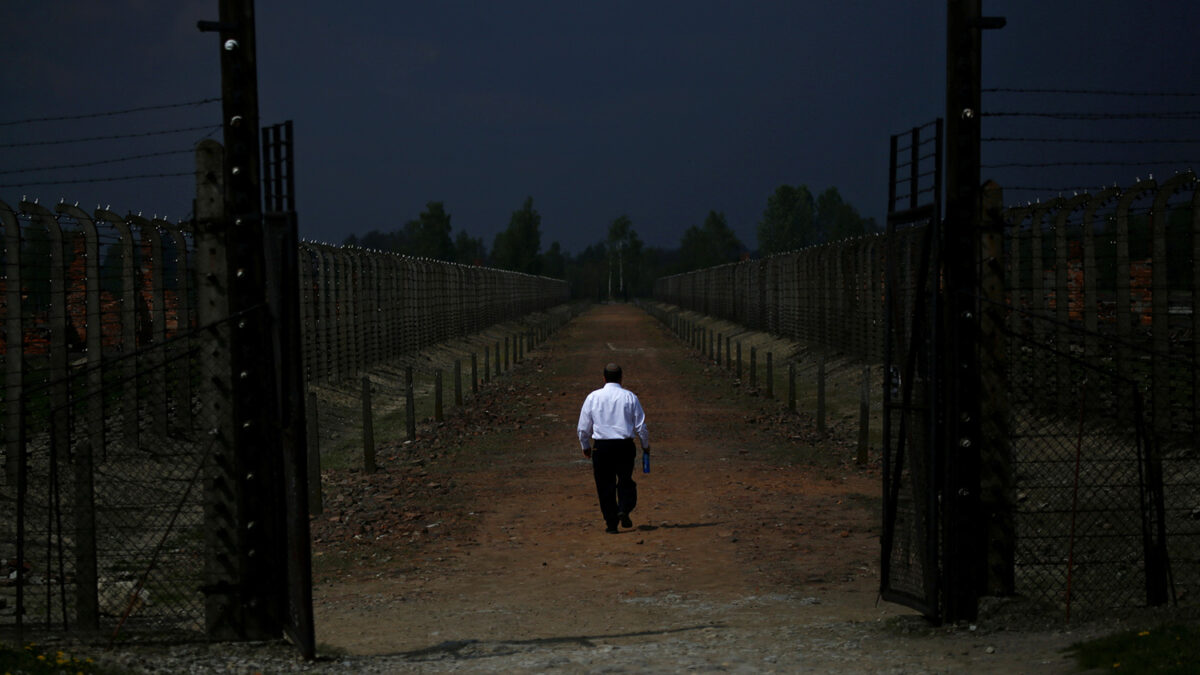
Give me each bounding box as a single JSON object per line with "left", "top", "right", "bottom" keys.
{"left": 577, "top": 363, "right": 650, "bottom": 534}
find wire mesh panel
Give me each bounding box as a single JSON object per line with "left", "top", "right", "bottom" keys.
{"left": 1001, "top": 175, "right": 1199, "bottom": 617}
{"left": 1, "top": 199, "right": 216, "bottom": 638}
{"left": 879, "top": 217, "right": 940, "bottom": 616}
{"left": 1007, "top": 333, "right": 1153, "bottom": 617}
{"left": 14, "top": 336, "right": 215, "bottom": 637}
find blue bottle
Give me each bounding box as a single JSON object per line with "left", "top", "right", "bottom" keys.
{"left": 642, "top": 452, "right": 650, "bottom": 474}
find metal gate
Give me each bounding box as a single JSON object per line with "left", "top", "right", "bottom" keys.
{"left": 880, "top": 120, "right": 944, "bottom": 618}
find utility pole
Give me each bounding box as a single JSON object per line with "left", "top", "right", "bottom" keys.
{"left": 197, "top": 0, "right": 282, "bottom": 640}
{"left": 942, "top": 0, "right": 1004, "bottom": 623}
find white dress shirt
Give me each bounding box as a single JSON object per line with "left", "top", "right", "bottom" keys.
{"left": 577, "top": 382, "right": 649, "bottom": 450}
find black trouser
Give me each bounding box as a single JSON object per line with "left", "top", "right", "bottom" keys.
{"left": 591, "top": 438, "right": 637, "bottom": 527}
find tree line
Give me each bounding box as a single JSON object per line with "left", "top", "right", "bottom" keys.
{"left": 341, "top": 184, "right": 877, "bottom": 299}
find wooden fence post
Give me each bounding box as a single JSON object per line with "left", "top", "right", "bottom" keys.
{"left": 736, "top": 341, "right": 742, "bottom": 380}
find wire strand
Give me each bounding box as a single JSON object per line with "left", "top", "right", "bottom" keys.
{"left": 983, "top": 159, "right": 1197, "bottom": 169}
{"left": 0, "top": 98, "right": 220, "bottom": 127}
{"left": 984, "top": 111, "right": 1200, "bottom": 120}
{"left": 0, "top": 124, "right": 222, "bottom": 149}
{"left": 0, "top": 149, "right": 194, "bottom": 175}
{"left": 983, "top": 87, "right": 1200, "bottom": 97}
{"left": 0, "top": 171, "right": 197, "bottom": 188}
{"left": 1002, "top": 185, "right": 1127, "bottom": 193}
{"left": 983, "top": 136, "right": 1200, "bottom": 144}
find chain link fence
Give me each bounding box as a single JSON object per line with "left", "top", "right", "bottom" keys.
{"left": 1, "top": 196, "right": 574, "bottom": 641}
{"left": 3, "top": 315, "right": 244, "bottom": 640}
{"left": 1002, "top": 174, "right": 1200, "bottom": 618}
{"left": 653, "top": 174, "right": 1200, "bottom": 619}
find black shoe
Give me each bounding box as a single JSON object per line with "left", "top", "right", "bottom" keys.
{"left": 619, "top": 512, "right": 633, "bottom": 528}
{"left": 605, "top": 525, "right": 619, "bottom": 534}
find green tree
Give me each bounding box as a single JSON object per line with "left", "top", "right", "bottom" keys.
{"left": 402, "top": 201, "right": 455, "bottom": 261}
{"left": 453, "top": 230, "right": 487, "bottom": 266}
{"left": 815, "top": 187, "right": 877, "bottom": 242}
{"left": 757, "top": 184, "right": 815, "bottom": 255}
{"left": 606, "top": 214, "right": 638, "bottom": 299}
{"left": 541, "top": 241, "right": 566, "bottom": 279}
{"left": 622, "top": 229, "right": 646, "bottom": 297}
{"left": 492, "top": 196, "right": 542, "bottom": 274}
{"left": 565, "top": 241, "right": 609, "bottom": 301}
{"left": 345, "top": 228, "right": 402, "bottom": 251}
{"left": 677, "top": 210, "right": 744, "bottom": 272}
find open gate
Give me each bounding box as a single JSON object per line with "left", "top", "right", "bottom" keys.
{"left": 880, "top": 120, "right": 944, "bottom": 618}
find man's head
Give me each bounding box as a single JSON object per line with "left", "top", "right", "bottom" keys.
{"left": 603, "top": 363, "right": 623, "bottom": 383}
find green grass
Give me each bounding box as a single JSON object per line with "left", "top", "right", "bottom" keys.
{"left": 0, "top": 641, "right": 128, "bottom": 674}
{"left": 1068, "top": 623, "right": 1200, "bottom": 673}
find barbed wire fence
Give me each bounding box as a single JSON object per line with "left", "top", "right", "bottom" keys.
{"left": 0, "top": 191, "right": 575, "bottom": 639}
{"left": 1, "top": 97, "right": 574, "bottom": 642}
{"left": 0, "top": 96, "right": 220, "bottom": 641}
{"left": 296, "top": 244, "right": 575, "bottom": 508}
{"left": 980, "top": 87, "right": 1200, "bottom": 200}
{"left": 650, "top": 237, "right": 887, "bottom": 466}
{"left": 0, "top": 97, "right": 221, "bottom": 220}
{"left": 652, "top": 162, "right": 1200, "bottom": 618}
{"left": 978, "top": 87, "right": 1200, "bottom": 619}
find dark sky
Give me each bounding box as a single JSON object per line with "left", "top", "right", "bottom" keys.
{"left": 2, "top": 2, "right": 1197, "bottom": 255}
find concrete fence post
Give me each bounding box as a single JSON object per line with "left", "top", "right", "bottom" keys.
{"left": 750, "top": 346, "right": 758, "bottom": 389}
{"left": 766, "top": 352, "right": 774, "bottom": 399}
{"left": 857, "top": 365, "right": 870, "bottom": 465}
{"left": 817, "top": 354, "right": 827, "bottom": 435}
{"left": 405, "top": 366, "right": 416, "bottom": 441}
{"left": 306, "top": 391, "right": 322, "bottom": 514}
{"left": 454, "top": 359, "right": 463, "bottom": 406}
{"left": 788, "top": 362, "right": 796, "bottom": 413}
{"left": 435, "top": 368, "right": 444, "bottom": 422}
{"left": 362, "top": 376, "right": 377, "bottom": 473}
{"left": 472, "top": 352, "right": 480, "bottom": 392}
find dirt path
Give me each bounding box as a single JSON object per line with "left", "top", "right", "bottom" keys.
{"left": 308, "top": 304, "right": 1091, "bottom": 673}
